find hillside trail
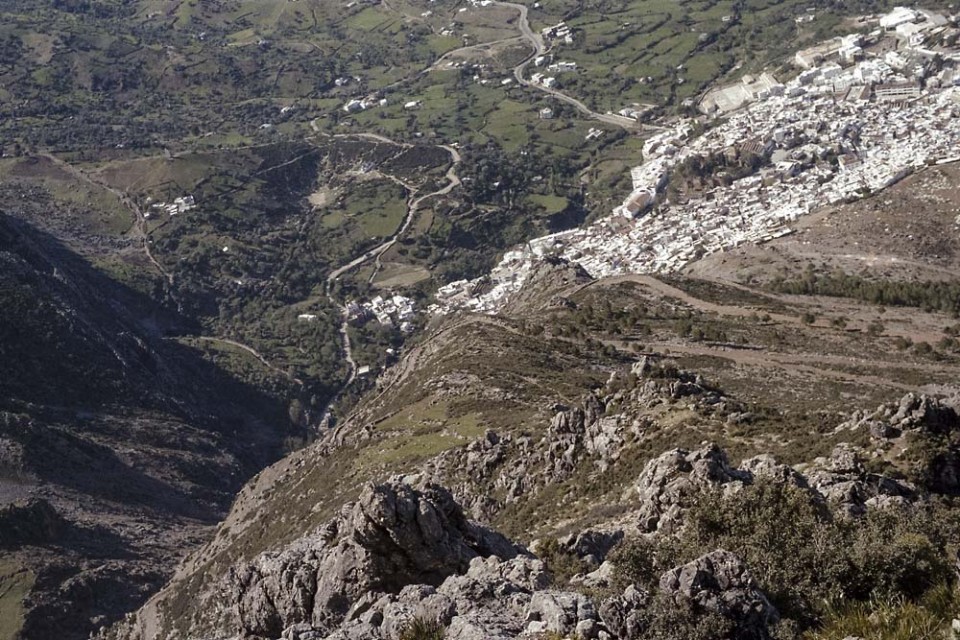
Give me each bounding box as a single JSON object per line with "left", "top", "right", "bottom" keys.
{"left": 189, "top": 337, "right": 305, "bottom": 386}
{"left": 39, "top": 153, "right": 173, "bottom": 286}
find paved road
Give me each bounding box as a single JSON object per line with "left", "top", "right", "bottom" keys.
{"left": 326, "top": 139, "right": 460, "bottom": 285}
{"left": 494, "top": 1, "right": 645, "bottom": 131}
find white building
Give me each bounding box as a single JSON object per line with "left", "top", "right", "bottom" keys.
{"left": 880, "top": 7, "right": 918, "bottom": 30}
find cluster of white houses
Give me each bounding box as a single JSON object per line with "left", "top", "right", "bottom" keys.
{"left": 146, "top": 195, "right": 196, "bottom": 217}
{"left": 541, "top": 22, "right": 574, "bottom": 45}
{"left": 432, "top": 8, "right": 960, "bottom": 314}
{"left": 347, "top": 294, "right": 417, "bottom": 332}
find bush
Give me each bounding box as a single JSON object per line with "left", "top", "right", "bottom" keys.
{"left": 641, "top": 594, "right": 734, "bottom": 640}
{"left": 809, "top": 584, "right": 960, "bottom": 640}
{"left": 535, "top": 538, "right": 592, "bottom": 586}
{"left": 611, "top": 480, "right": 959, "bottom": 634}
{"left": 398, "top": 617, "right": 445, "bottom": 640}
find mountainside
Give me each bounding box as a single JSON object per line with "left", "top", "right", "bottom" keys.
{"left": 1, "top": 0, "right": 960, "bottom": 636}
{"left": 103, "top": 240, "right": 960, "bottom": 639}
{"left": 0, "top": 213, "right": 302, "bottom": 639}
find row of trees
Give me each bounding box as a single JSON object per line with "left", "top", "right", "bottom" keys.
{"left": 771, "top": 270, "right": 960, "bottom": 316}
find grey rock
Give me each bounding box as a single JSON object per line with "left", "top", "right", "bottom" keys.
{"left": 892, "top": 393, "right": 958, "bottom": 434}
{"left": 571, "top": 560, "right": 617, "bottom": 590}
{"left": 576, "top": 618, "right": 603, "bottom": 639}
{"left": 437, "top": 555, "right": 548, "bottom": 613}
{"left": 659, "top": 549, "right": 778, "bottom": 640}
{"left": 739, "top": 454, "right": 808, "bottom": 488}
{"left": 216, "top": 480, "right": 524, "bottom": 638}
{"left": 634, "top": 444, "right": 749, "bottom": 532}
{"left": 558, "top": 529, "right": 624, "bottom": 564}
{"left": 598, "top": 584, "right": 649, "bottom": 639}
{"left": 807, "top": 445, "right": 917, "bottom": 515}
{"left": 525, "top": 590, "right": 597, "bottom": 634}
{"left": 868, "top": 420, "right": 901, "bottom": 439}
{"left": 631, "top": 357, "right": 654, "bottom": 377}
{"left": 444, "top": 611, "right": 521, "bottom": 639}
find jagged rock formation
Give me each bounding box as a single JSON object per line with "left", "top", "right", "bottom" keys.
{"left": 634, "top": 444, "right": 751, "bottom": 533}
{"left": 101, "top": 334, "right": 960, "bottom": 640}
{"left": 847, "top": 392, "right": 960, "bottom": 495}
{"left": 845, "top": 392, "right": 960, "bottom": 438}
{"left": 418, "top": 357, "right": 737, "bottom": 522}
{"left": 109, "top": 477, "right": 789, "bottom": 640}
{"left": 633, "top": 441, "right": 918, "bottom": 531}
{"left": 659, "top": 550, "right": 779, "bottom": 640}
{"left": 194, "top": 481, "right": 523, "bottom": 638}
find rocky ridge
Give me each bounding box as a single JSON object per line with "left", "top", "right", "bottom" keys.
{"left": 105, "top": 379, "right": 960, "bottom": 640}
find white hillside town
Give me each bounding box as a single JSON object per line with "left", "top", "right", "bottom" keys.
{"left": 432, "top": 6, "right": 960, "bottom": 315}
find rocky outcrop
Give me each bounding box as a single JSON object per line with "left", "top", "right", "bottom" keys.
{"left": 633, "top": 441, "right": 919, "bottom": 530}
{"left": 334, "top": 556, "right": 607, "bottom": 640}
{"left": 524, "top": 590, "right": 600, "bottom": 638}
{"left": 598, "top": 584, "right": 650, "bottom": 639}
{"left": 847, "top": 392, "right": 960, "bottom": 496}
{"left": 805, "top": 444, "right": 917, "bottom": 515}
{"left": 659, "top": 550, "right": 779, "bottom": 640}
{"left": 845, "top": 392, "right": 960, "bottom": 439}
{"left": 0, "top": 498, "right": 65, "bottom": 547}
{"left": 634, "top": 444, "right": 751, "bottom": 533}
{"left": 420, "top": 358, "right": 737, "bottom": 523}
{"left": 204, "top": 480, "right": 523, "bottom": 638}
{"left": 558, "top": 529, "right": 625, "bottom": 567}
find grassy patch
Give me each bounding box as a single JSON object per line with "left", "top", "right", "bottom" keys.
{"left": 529, "top": 194, "right": 570, "bottom": 215}
{"left": 372, "top": 262, "right": 431, "bottom": 289}
{"left": 0, "top": 559, "right": 34, "bottom": 640}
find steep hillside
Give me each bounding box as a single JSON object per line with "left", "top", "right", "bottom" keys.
{"left": 105, "top": 252, "right": 960, "bottom": 639}
{"left": 0, "top": 213, "right": 303, "bottom": 639}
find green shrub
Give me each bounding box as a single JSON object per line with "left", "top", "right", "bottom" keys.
{"left": 808, "top": 583, "right": 960, "bottom": 640}
{"left": 398, "top": 617, "right": 445, "bottom": 640}
{"left": 611, "top": 480, "right": 960, "bottom": 633}
{"left": 536, "top": 538, "right": 592, "bottom": 586}
{"left": 640, "top": 594, "right": 735, "bottom": 640}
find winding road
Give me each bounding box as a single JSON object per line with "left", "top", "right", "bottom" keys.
{"left": 59, "top": 0, "right": 655, "bottom": 429}
{"left": 420, "top": 1, "right": 644, "bottom": 130}
{"left": 497, "top": 1, "right": 644, "bottom": 130}
{"left": 317, "top": 134, "right": 462, "bottom": 427}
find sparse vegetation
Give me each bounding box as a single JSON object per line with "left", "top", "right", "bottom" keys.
{"left": 536, "top": 538, "right": 592, "bottom": 586}
{"left": 611, "top": 480, "right": 960, "bottom": 637}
